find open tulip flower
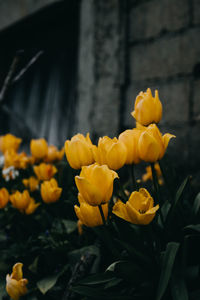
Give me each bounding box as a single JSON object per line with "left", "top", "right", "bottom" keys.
{"left": 41, "top": 178, "right": 62, "bottom": 203}
{"left": 30, "top": 138, "right": 48, "bottom": 160}
{"left": 65, "top": 133, "right": 94, "bottom": 169}
{"left": 113, "top": 188, "right": 159, "bottom": 225}
{"left": 6, "top": 263, "right": 28, "bottom": 300}
{"left": 10, "top": 190, "right": 40, "bottom": 215}
{"left": 22, "top": 176, "right": 39, "bottom": 192}
{"left": 92, "top": 136, "right": 127, "bottom": 170}
{"left": 131, "top": 88, "right": 162, "bottom": 126}
{"left": 34, "top": 163, "right": 57, "bottom": 181}
{"left": 0, "top": 134, "right": 22, "bottom": 154}
{"left": 75, "top": 163, "right": 118, "bottom": 206}
{"left": 118, "top": 129, "right": 141, "bottom": 165}
{"left": 74, "top": 193, "right": 108, "bottom": 227}
{"left": 0, "top": 187, "right": 9, "bottom": 208}
{"left": 138, "top": 124, "right": 175, "bottom": 162}
{"left": 4, "top": 149, "right": 31, "bottom": 169}
{"left": 44, "top": 145, "right": 64, "bottom": 163}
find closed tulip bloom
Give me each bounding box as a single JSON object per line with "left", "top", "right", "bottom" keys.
{"left": 6, "top": 263, "right": 28, "bottom": 300}
{"left": 30, "top": 138, "right": 48, "bottom": 159}
{"left": 65, "top": 133, "right": 94, "bottom": 169}
{"left": 75, "top": 193, "right": 108, "bottom": 227}
{"left": 113, "top": 188, "right": 159, "bottom": 225}
{"left": 75, "top": 163, "right": 118, "bottom": 206}
{"left": 0, "top": 134, "right": 22, "bottom": 154}
{"left": 34, "top": 163, "right": 57, "bottom": 181}
{"left": 93, "top": 136, "right": 127, "bottom": 170}
{"left": 138, "top": 124, "right": 175, "bottom": 162}
{"left": 44, "top": 145, "right": 64, "bottom": 163}
{"left": 131, "top": 88, "right": 162, "bottom": 126}
{"left": 0, "top": 187, "right": 9, "bottom": 208}
{"left": 118, "top": 129, "right": 141, "bottom": 164}
{"left": 41, "top": 178, "right": 62, "bottom": 203}
{"left": 23, "top": 176, "right": 39, "bottom": 192}
{"left": 10, "top": 190, "right": 40, "bottom": 214}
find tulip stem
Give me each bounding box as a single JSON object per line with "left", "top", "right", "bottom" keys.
{"left": 130, "top": 164, "right": 138, "bottom": 191}
{"left": 98, "top": 205, "right": 106, "bottom": 226}
{"left": 150, "top": 163, "right": 165, "bottom": 226}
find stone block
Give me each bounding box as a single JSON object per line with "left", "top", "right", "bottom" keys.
{"left": 130, "top": 28, "right": 200, "bottom": 81}
{"left": 193, "top": 79, "right": 200, "bottom": 121}
{"left": 123, "top": 80, "right": 190, "bottom": 128}
{"left": 193, "top": 0, "right": 200, "bottom": 25}
{"left": 129, "top": 0, "right": 189, "bottom": 41}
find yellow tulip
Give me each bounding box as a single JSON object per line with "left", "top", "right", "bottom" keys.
{"left": 113, "top": 188, "right": 159, "bottom": 225}
{"left": 4, "top": 150, "right": 30, "bottom": 169}
{"left": 30, "top": 138, "right": 48, "bottom": 159}
{"left": 138, "top": 124, "right": 175, "bottom": 162}
{"left": 92, "top": 136, "right": 127, "bottom": 170}
{"left": 22, "top": 176, "right": 39, "bottom": 192}
{"left": 74, "top": 193, "right": 108, "bottom": 227}
{"left": 142, "top": 163, "right": 163, "bottom": 185}
{"left": 75, "top": 163, "right": 118, "bottom": 206}
{"left": 0, "top": 187, "right": 9, "bottom": 208}
{"left": 6, "top": 263, "right": 28, "bottom": 300}
{"left": 0, "top": 134, "right": 22, "bottom": 153}
{"left": 44, "top": 145, "right": 64, "bottom": 163}
{"left": 65, "top": 133, "right": 94, "bottom": 169}
{"left": 118, "top": 129, "right": 141, "bottom": 164}
{"left": 131, "top": 88, "right": 162, "bottom": 125}
{"left": 41, "top": 178, "right": 62, "bottom": 203}
{"left": 10, "top": 190, "right": 40, "bottom": 214}
{"left": 34, "top": 163, "right": 57, "bottom": 181}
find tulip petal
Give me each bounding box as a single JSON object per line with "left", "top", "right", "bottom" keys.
{"left": 112, "top": 200, "right": 132, "bottom": 223}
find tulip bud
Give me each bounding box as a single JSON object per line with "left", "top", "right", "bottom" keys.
{"left": 65, "top": 133, "right": 94, "bottom": 169}
{"left": 138, "top": 124, "right": 175, "bottom": 162}
{"left": 118, "top": 129, "right": 141, "bottom": 164}
{"left": 6, "top": 263, "right": 28, "bottom": 300}
{"left": 93, "top": 136, "right": 127, "bottom": 170}
{"left": 75, "top": 163, "right": 118, "bottom": 206}
{"left": 34, "top": 163, "right": 57, "bottom": 181}
{"left": 44, "top": 145, "right": 64, "bottom": 163}
{"left": 113, "top": 188, "right": 159, "bottom": 225}
{"left": 0, "top": 187, "right": 9, "bottom": 208}
{"left": 22, "top": 176, "right": 39, "bottom": 192}
{"left": 0, "top": 134, "right": 22, "bottom": 154}
{"left": 41, "top": 178, "right": 62, "bottom": 203}
{"left": 131, "top": 88, "right": 162, "bottom": 126}
{"left": 30, "top": 138, "right": 48, "bottom": 160}
{"left": 10, "top": 190, "right": 40, "bottom": 214}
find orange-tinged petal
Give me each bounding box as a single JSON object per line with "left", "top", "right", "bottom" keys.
{"left": 106, "top": 141, "right": 127, "bottom": 170}
{"left": 112, "top": 200, "right": 132, "bottom": 223}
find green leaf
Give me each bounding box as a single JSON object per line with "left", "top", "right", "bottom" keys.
{"left": 183, "top": 224, "right": 200, "bottom": 233}
{"left": 37, "top": 274, "right": 60, "bottom": 294}
{"left": 68, "top": 245, "right": 99, "bottom": 268}
{"left": 156, "top": 242, "right": 180, "bottom": 300}
{"left": 170, "top": 266, "right": 188, "bottom": 300}
{"left": 62, "top": 219, "right": 77, "bottom": 234}
{"left": 76, "top": 272, "right": 115, "bottom": 286}
{"left": 0, "top": 280, "right": 7, "bottom": 298}
{"left": 192, "top": 193, "right": 200, "bottom": 216}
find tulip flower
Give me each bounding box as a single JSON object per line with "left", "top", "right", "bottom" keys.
{"left": 0, "top": 134, "right": 22, "bottom": 154}
{"left": 92, "top": 136, "right": 127, "bottom": 170}
{"left": 138, "top": 124, "right": 175, "bottom": 162}
{"left": 65, "top": 133, "right": 94, "bottom": 169}
{"left": 75, "top": 163, "right": 118, "bottom": 206}
{"left": 4, "top": 150, "right": 30, "bottom": 169}
{"left": 30, "top": 138, "right": 48, "bottom": 160}
{"left": 34, "top": 163, "right": 57, "bottom": 181}
{"left": 6, "top": 262, "right": 28, "bottom": 300}
{"left": 22, "top": 176, "right": 39, "bottom": 192}
{"left": 41, "top": 178, "right": 62, "bottom": 203}
{"left": 10, "top": 190, "right": 40, "bottom": 214}
{"left": 74, "top": 193, "right": 108, "bottom": 227}
{"left": 142, "top": 163, "right": 163, "bottom": 185}
{"left": 131, "top": 88, "right": 162, "bottom": 125}
{"left": 113, "top": 188, "right": 159, "bottom": 225}
{"left": 0, "top": 187, "right": 9, "bottom": 208}
{"left": 44, "top": 145, "right": 64, "bottom": 163}
{"left": 118, "top": 129, "right": 141, "bottom": 164}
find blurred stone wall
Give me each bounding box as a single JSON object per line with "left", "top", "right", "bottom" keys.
{"left": 76, "top": 0, "right": 200, "bottom": 172}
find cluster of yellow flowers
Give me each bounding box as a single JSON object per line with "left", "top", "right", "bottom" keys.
{"left": 0, "top": 136, "right": 63, "bottom": 214}
{"left": 65, "top": 88, "right": 175, "bottom": 228}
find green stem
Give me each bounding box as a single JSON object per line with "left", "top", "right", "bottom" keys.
{"left": 98, "top": 205, "right": 106, "bottom": 226}
{"left": 130, "top": 163, "right": 138, "bottom": 191}
{"left": 118, "top": 181, "right": 128, "bottom": 203}
{"left": 158, "top": 160, "right": 174, "bottom": 202}
{"left": 150, "top": 163, "right": 165, "bottom": 226}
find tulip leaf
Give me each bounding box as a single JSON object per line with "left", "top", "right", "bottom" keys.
{"left": 75, "top": 272, "right": 116, "bottom": 286}
{"left": 0, "top": 280, "right": 7, "bottom": 298}
{"left": 192, "top": 192, "right": 200, "bottom": 216}
{"left": 183, "top": 224, "right": 200, "bottom": 234}
{"left": 62, "top": 219, "right": 77, "bottom": 234}
{"left": 37, "top": 274, "right": 59, "bottom": 294}
{"left": 71, "top": 285, "right": 133, "bottom": 300}
{"left": 170, "top": 265, "right": 188, "bottom": 300}
{"left": 156, "top": 242, "right": 180, "bottom": 300}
